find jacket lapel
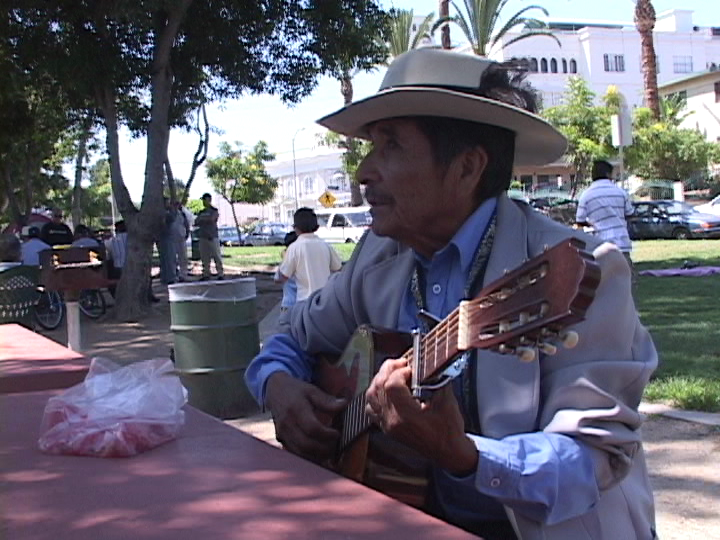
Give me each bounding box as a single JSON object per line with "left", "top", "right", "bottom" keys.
{"left": 360, "top": 243, "right": 415, "bottom": 329}
{"left": 474, "top": 195, "right": 540, "bottom": 438}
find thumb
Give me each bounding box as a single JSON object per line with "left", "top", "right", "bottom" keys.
{"left": 308, "top": 388, "right": 347, "bottom": 414}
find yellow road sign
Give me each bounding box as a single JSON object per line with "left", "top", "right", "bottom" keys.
{"left": 318, "top": 190, "right": 336, "bottom": 208}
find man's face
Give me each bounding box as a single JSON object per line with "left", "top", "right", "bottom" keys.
{"left": 357, "top": 118, "right": 481, "bottom": 253}
{"left": 202, "top": 197, "right": 211, "bottom": 208}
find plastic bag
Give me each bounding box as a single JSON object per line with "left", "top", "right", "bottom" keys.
{"left": 38, "top": 357, "right": 188, "bottom": 458}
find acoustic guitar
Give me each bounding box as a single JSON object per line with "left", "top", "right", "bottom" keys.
{"left": 313, "top": 238, "right": 601, "bottom": 509}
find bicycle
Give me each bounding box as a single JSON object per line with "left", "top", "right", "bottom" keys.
{"left": 34, "top": 288, "right": 107, "bottom": 330}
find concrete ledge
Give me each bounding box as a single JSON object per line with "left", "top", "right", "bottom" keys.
{"left": 640, "top": 402, "right": 720, "bottom": 427}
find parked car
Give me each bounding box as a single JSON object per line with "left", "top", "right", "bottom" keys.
{"left": 529, "top": 196, "right": 578, "bottom": 227}
{"left": 694, "top": 194, "right": 720, "bottom": 216}
{"left": 242, "top": 222, "right": 293, "bottom": 247}
{"left": 627, "top": 200, "right": 720, "bottom": 240}
{"left": 315, "top": 206, "right": 372, "bottom": 243}
{"left": 218, "top": 226, "right": 244, "bottom": 246}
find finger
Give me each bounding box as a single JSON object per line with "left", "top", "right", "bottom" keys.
{"left": 307, "top": 388, "right": 347, "bottom": 414}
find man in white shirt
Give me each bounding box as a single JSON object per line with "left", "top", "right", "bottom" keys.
{"left": 21, "top": 226, "right": 51, "bottom": 266}
{"left": 576, "top": 160, "right": 634, "bottom": 267}
{"left": 277, "top": 208, "right": 342, "bottom": 301}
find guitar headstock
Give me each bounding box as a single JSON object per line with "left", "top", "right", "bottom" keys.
{"left": 456, "top": 238, "right": 600, "bottom": 361}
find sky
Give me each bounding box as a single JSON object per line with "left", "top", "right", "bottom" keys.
{"left": 111, "top": 0, "right": 718, "bottom": 201}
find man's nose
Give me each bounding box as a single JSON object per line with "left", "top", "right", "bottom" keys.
{"left": 356, "top": 154, "right": 376, "bottom": 186}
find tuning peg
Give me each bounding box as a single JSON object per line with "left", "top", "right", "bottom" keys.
{"left": 516, "top": 347, "right": 536, "bottom": 363}
{"left": 539, "top": 342, "right": 558, "bottom": 355}
{"left": 561, "top": 331, "right": 579, "bottom": 349}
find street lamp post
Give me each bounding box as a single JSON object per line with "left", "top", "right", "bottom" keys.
{"left": 291, "top": 127, "right": 306, "bottom": 211}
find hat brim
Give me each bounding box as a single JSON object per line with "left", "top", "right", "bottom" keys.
{"left": 318, "top": 87, "right": 567, "bottom": 166}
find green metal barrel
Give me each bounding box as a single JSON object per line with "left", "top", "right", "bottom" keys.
{"left": 169, "top": 278, "right": 260, "bottom": 419}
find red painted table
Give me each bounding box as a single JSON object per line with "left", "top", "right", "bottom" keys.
{"left": 0, "top": 323, "right": 89, "bottom": 393}
{"left": 0, "top": 391, "right": 479, "bottom": 540}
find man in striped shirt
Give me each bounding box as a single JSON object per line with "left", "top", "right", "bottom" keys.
{"left": 576, "top": 160, "right": 634, "bottom": 269}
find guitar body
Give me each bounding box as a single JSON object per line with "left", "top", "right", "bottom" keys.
{"left": 315, "top": 326, "right": 430, "bottom": 509}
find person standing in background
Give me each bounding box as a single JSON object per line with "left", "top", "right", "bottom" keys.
{"left": 170, "top": 201, "right": 191, "bottom": 282}
{"left": 274, "top": 230, "right": 298, "bottom": 312}
{"left": 40, "top": 208, "right": 74, "bottom": 246}
{"left": 194, "top": 193, "right": 224, "bottom": 280}
{"left": 275, "top": 207, "right": 341, "bottom": 301}
{"left": 576, "top": 160, "right": 634, "bottom": 271}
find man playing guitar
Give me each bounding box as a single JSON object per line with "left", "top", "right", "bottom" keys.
{"left": 245, "top": 49, "right": 657, "bottom": 540}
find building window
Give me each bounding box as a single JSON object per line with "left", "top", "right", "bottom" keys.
{"left": 529, "top": 58, "right": 538, "bottom": 72}
{"left": 562, "top": 59, "right": 568, "bottom": 73}
{"left": 540, "top": 58, "right": 548, "bottom": 73}
{"left": 715, "top": 82, "right": 720, "bottom": 103}
{"left": 603, "top": 54, "right": 625, "bottom": 72}
{"left": 550, "top": 58, "right": 558, "bottom": 73}
{"left": 673, "top": 55, "right": 693, "bottom": 73}
{"left": 303, "top": 176, "right": 312, "bottom": 195}
{"left": 569, "top": 59, "right": 577, "bottom": 73}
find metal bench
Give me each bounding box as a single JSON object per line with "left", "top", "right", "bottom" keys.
{"left": 0, "top": 265, "right": 39, "bottom": 328}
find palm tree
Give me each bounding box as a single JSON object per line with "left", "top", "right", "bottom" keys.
{"left": 634, "top": 0, "right": 661, "bottom": 119}
{"left": 386, "top": 9, "right": 435, "bottom": 60}
{"left": 439, "top": 0, "right": 451, "bottom": 49}
{"left": 433, "top": 0, "right": 559, "bottom": 57}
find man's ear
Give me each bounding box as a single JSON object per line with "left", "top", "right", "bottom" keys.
{"left": 449, "top": 146, "right": 488, "bottom": 197}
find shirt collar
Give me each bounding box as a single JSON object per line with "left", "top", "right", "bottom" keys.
{"left": 414, "top": 197, "right": 497, "bottom": 273}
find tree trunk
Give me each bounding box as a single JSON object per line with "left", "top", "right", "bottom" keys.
{"left": 635, "top": 0, "right": 660, "bottom": 119}
{"left": 72, "top": 120, "right": 91, "bottom": 228}
{"left": 340, "top": 71, "right": 364, "bottom": 206}
{"left": 439, "top": 0, "right": 451, "bottom": 49}
{"left": 107, "top": 1, "right": 193, "bottom": 321}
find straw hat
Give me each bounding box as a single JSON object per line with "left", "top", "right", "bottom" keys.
{"left": 318, "top": 48, "right": 567, "bottom": 166}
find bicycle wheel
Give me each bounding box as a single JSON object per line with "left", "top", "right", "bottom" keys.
{"left": 34, "top": 291, "right": 65, "bottom": 330}
{"left": 78, "top": 289, "right": 106, "bottom": 319}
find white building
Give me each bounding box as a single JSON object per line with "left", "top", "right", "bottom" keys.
{"left": 495, "top": 9, "right": 720, "bottom": 109}
{"left": 659, "top": 68, "right": 720, "bottom": 143}
{"left": 485, "top": 9, "right": 720, "bottom": 189}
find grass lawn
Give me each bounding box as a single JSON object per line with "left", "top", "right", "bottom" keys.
{"left": 633, "top": 240, "right": 720, "bottom": 412}
{"left": 221, "top": 239, "right": 720, "bottom": 411}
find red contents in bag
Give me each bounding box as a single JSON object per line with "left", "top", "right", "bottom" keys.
{"left": 38, "top": 358, "right": 187, "bottom": 458}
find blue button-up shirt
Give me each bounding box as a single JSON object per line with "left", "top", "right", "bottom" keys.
{"left": 246, "top": 198, "right": 599, "bottom": 526}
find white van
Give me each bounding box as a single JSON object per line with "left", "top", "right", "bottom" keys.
{"left": 315, "top": 206, "right": 372, "bottom": 243}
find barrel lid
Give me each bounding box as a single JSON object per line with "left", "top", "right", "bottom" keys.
{"left": 168, "top": 277, "right": 256, "bottom": 302}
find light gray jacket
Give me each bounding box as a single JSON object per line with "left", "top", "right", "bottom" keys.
{"left": 282, "top": 195, "right": 657, "bottom": 540}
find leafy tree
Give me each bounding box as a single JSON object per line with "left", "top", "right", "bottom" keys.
{"left": 7, "top": 1, "right": 389, "bottom": 320}
{"left": 625, "top": 105, "right": 720, "bottom": 182}
{"left": 206, "top": 141, "right": 277, "bottom": 241}
{"left": 319, "top": 132, "right": 372, "bottom": 193}
{"left": 634, "top": 0, "right": 660, "bottom": 119}
{"left": 433, "top": 0, "right": 559, "bottom": 56}
{"left": 543, "top": 77, "right": 615, "bottom": 194}
{"left": 0, "top": 51, "right": 75, "bottom": 227}
{"left": 185, "top": 198, "right": 204, "bottom": 217}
